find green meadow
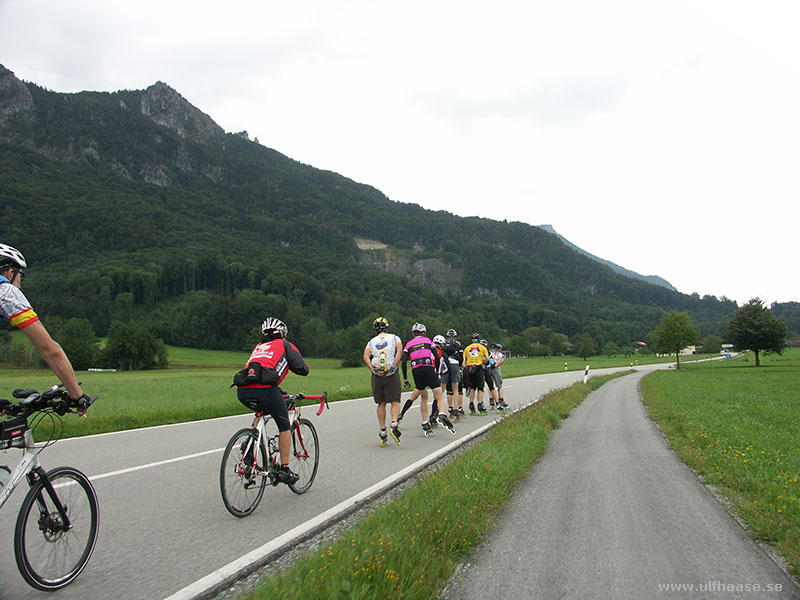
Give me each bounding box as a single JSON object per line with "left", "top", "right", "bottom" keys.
{"left": 641, "top": 348, "right": 800, "bottom": 578}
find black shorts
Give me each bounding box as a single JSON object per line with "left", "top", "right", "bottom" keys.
{"left": 411, "top": 366, "right": 440, "bottom": 390}
{"left": 237, "top": 387, "right": 291, "bottom": 432}
{"left": 464, "top": 365, "right": 485, "bottom": 391}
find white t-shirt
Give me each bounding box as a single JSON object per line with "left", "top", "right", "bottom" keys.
{"left": 366, "top": 333, "right": 401, "bottom": 371}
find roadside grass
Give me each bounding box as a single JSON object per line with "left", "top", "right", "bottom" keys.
{"left": 640, "top": 348, "right": 800, "bottom": 578}
{"left": 241, "top": 372, "right": 630, "bottom": 600}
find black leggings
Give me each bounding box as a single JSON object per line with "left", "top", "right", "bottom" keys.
{"left": 237, "top": 387, "right": 291, "bottom": 431}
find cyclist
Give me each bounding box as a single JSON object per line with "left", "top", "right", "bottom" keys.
{"left": 0, "top": 244, "right": 91, "bottom": 409}
{"left": 400, "top": 323, "right": 455, "bottom": 436}
{"left": 440, "top": 329, "right": 464, "bottom": 419}
{"left": 363, "top": 317, "right": 403, "bottom": 446}
{"left": 236, "top": 317, "right": 309, "bottom": 484}
{"left": 463, "top": 333, "right": 489, "bottom": 415}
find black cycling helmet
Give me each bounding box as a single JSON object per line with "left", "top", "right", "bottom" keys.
{"left": 373, "top": 317, "right": 389, "bottom": 332}
{"left": 261, "top": 317, "right": 288, "bottom": 340}
{"left": 0, "top": 244, "right": 26, "bottom": 269}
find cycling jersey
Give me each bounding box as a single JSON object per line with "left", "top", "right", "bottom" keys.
{"left": 401, "top": 335, "right": 440, "bottom": 380}
{"left": 0, "top": 276, "right": 39, "bottom": 329}
{"left": 463, "top": 342, "right": 489, "bottom": 367}
{"left": 238, "top": 338, "right": 309, "bottom": 389}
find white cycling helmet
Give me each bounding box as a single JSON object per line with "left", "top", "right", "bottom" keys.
{"left": 0, "top": 244, "right": 26, "bottom": 269}
{"left": 261, "top": 317, "right": 288, "bottom": 339}
{"left": 433, "top": 334, "right": 445, "bottom": 346}
{"left": 412, "top": 322, "right": 427, "bottom": 334}
{"left": 446, "top": 329, "right": 457, "bottom": 338}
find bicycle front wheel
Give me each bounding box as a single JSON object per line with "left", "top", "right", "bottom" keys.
{"left": 220, "top": 428, "right": 268, "bottom": 517}
{"left": 288, "top": 418, "right": 319, "bottom": 494}
{"left": 14, "top": 466, "right": 99, "bottom": 591}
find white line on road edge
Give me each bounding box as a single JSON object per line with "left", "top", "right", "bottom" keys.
{"left": 162, "top": 398, "right": 543, "bottom": 600}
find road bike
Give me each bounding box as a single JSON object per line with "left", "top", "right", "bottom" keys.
{"left": 220, "top": 392, "right": 328, "bottom": 518}
{"left": 0, "top": 384, "right": 98, "bottom": 591}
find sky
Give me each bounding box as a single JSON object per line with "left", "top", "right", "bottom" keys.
{"left": 1, "top": 0, "right": 797, "bottom": 306}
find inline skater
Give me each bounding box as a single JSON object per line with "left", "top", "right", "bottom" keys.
{"left": 489, "top": 342, "right": 507, "bottom": 410}
{"left": 462, "top": 333, "right": 489, "bottom": 415}
{"left": 440, "top": 328, "right": 464, "bottom": 419}
{"left": 363, "top": 317, "right": 403, "bottom": 446}
{"left": 400, "top": 323, "right": 455, "bottom": 436}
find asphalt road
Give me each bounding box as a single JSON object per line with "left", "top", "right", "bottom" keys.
{"left": 0, "top": 365, "right": 605, "bottom": 600}
{"left": 441, "top": 370, "right": 800, "bottom": 600}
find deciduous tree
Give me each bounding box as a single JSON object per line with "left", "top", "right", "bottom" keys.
{"left": 727, "top": 298, "right": 787, "bottom": 366}
{"left": 652, "top": 311, "right": 698, "bottom": 369}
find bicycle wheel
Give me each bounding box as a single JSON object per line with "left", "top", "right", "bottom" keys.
{"left": 220, "top": 428, "right": 268, "bottom": 517}
{"left": 14, "top": 466, "right": 99, "bottom": 591}
{"left": 288, "top": 418, "right": 319, "bottom": 494}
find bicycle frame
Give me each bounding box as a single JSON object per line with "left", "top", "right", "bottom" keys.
{"left": 0, "top": 429, "right": 73, "bottom": 529}
{"left": 0, "top": 429, "right": 40, "bottom": 508}
{"left": 240, "top": 393, "right": 327, "bottom": 477}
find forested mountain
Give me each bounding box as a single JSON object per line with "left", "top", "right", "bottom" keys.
{"left": 0, "top": 64, "right": 746, "bottom": 361}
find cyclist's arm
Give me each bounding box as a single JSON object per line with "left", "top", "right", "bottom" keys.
{"left": 285, "top": 341, "right": 309, "bottom": 376}
{"left": 401, "top": 349, "right": 410, "bottom": 380}
{"left": 22, "top": 320, "right": 83, "bottom": 399}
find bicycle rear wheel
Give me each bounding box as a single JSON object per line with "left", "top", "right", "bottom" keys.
{"left": 14, "top": 466, "right": 99, "bottom": 591}
{"left": 288, "top": 418, "right": 319, "bottom": 494}
{"left": 220, "top": 428, "right": 268, "bottom": 517}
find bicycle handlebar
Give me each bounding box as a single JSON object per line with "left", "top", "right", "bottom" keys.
{"left": 282, "top": 392, "right": 329, "bottom": 416}
{"left": 2, "top": 383, "right": 98, "bottom": 418}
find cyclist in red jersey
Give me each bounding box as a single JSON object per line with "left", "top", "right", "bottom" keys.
{"left": 236, "top": 317, "right": 309, "bottom": 484}
{"left": 0, "top": 244, "right": 91, "bottom": 409}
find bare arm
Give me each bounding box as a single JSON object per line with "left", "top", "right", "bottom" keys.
{"left": 22, "top": 320, "right": 83, "bottom": 399}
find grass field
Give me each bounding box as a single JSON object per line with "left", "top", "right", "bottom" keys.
{"left": 641, "top": 348, "right": 800, "bottom": 579}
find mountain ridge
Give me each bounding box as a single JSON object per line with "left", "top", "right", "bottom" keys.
{"left": 0, "top": 63, "right": 739, "bottom": 356}
{"left": 537, "top": 225, "right": 677, "bottom": 291}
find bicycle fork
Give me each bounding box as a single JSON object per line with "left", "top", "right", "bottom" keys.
{"left": 27, "top": 467, "right": 73, "bottom": 537}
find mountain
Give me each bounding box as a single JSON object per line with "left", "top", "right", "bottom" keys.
{"left": 537, "top": 225, "right": 677, "bottom": 291}
{"left": 0, "top": 64, "right": 739, "bottom": 358}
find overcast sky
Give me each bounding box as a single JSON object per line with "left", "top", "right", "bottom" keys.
{"left": 1, "top": 0, "right": 797, "bottom": 305}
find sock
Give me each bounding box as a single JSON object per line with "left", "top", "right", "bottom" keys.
{"left": 390, "top": 421, "right": 397, "bottom": 427}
